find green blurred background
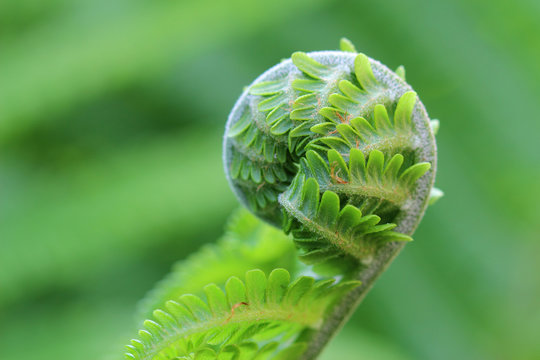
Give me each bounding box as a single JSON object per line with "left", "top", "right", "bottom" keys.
{"left": 1, "top": 0, "right": 539, "bottom": 359}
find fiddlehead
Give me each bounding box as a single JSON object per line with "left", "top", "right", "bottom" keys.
{"left": 122, "top": 38, "right": 439, "bottom": 360}
{"left": 224, "top": 40, "right": 437, "bottom": 274}
{"left": 223, "top": 38, "right": 439, "bottom": 357}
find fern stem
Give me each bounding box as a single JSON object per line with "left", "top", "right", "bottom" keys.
{"left": 300, "top": 242, "right": 405, "bottom": 359}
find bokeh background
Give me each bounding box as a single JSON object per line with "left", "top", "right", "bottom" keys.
{"left": 1, "top": 0, "right": 539, "bottom": 359}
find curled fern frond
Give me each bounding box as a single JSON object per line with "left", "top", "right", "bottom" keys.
{"left": 224, "top": 39, "right": 438, "bottom": 273}
{"left": 137, "top": 209, "right": 297, "bottom": 320}
{"left": 120, "top": 38, "right": 441, "bottom": 360}
{"left": 221, "top": 38, "right": 441, "bottom": 358}
{"left": 279, "top": 148, "right": 429, "bottom": 273}
{"left": 125, "top": 269, "right": 360, "bottom": 360}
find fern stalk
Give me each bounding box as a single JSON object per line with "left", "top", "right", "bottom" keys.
{"left": 299, "top": 242, "right": 406, "bottom": 359}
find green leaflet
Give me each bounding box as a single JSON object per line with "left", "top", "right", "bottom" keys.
{"left": 339, "top": 37, "right": 357, "bottom": 53}
{"left": 291, "top": 52, "right": 333, "bottom": 80}
{"left": 354, "top": 54, "right": 379, "bottom": 92}
{"left": 136, "top": 209, "right": 297, "bottom": 320}
{"left": 125, "top": 269, "right": 360, "bottom": 360}
{"left": 395, "top": 65, "right": 406, "bottom": 80}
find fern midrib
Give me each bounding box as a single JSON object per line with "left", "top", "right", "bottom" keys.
{"left": 139, "top": 306, "right": 323, "bottom": 360}
{"left": 279, "top": 197, "right": 369, "bottom": 261}
{"left": 319, "top": 130, "right": 414, "bottom": 162}
{"left": 334, "top": 88, "right": 391, "bottom": 121}
{"left": 321, "top": 182, "right": 408, "bottom": 208}
{"left": 354, "top": 132, "right": 413, "bottom": 156}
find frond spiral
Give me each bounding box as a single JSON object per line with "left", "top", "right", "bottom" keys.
{"left": 224, "top": 40, "right": 438, "bottom": 272}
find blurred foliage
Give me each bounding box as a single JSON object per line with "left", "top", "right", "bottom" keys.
{"left": 0, "top": 0, "right": 539, "bottom": 359}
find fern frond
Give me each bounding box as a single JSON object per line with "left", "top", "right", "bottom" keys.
{"left": 225, "top": 49, "right": 433, "bottom": 229}
{"left": 287, "top": 52, "right": 390, "bottom": 150}
{"left": 300, "top": 149, "right": 430, "bottom": 207}
{"left": 273, "top": 145, "right": 429, "bottom": 272}
{"left": 226, "top": 44, "right": 436, "bottom": 242}
{"left": 279, "top": 175, "right": 412, "bottom": 273}
{"left": 125, "top": 269, "right": 360, "bottom": 360}
{"left": 137, "top": 209, "right": 297, "bottom": 320}
{"left": 227, "top": 51, "right": 381, "bottom": 220}
{"left": 308, "top": 91, "right": 418, "bottom": 158}
{"left": 227, "top": 108, "right": 295, "bottom": 223}
{"left": 115, "top": 38, "right": 442, "bottom": 360}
